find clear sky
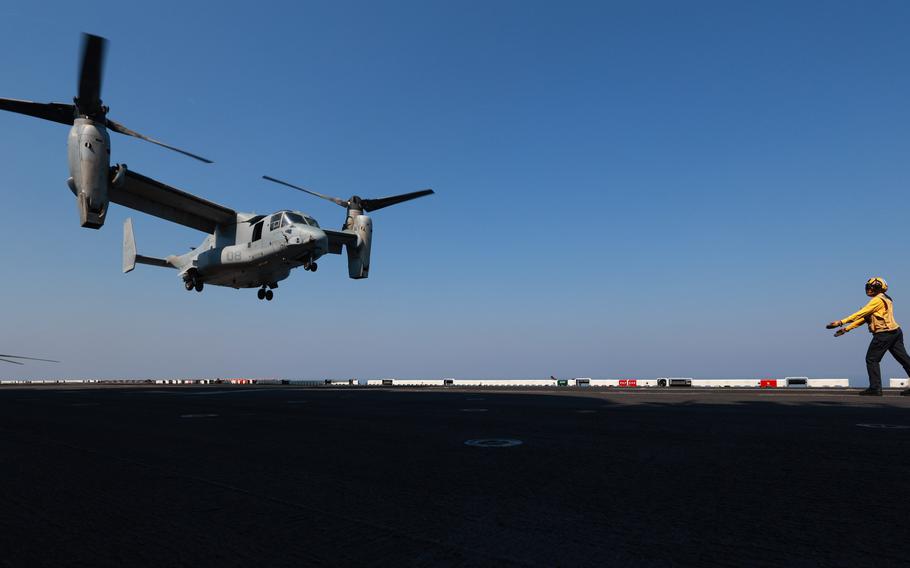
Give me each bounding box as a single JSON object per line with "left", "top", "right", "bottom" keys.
{"left": 0, "top": 1, "right": 908, "bottom": 382}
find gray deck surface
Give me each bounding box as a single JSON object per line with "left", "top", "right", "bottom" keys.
{"left": 1, "top": 386, "right": 909, "bottom": 567}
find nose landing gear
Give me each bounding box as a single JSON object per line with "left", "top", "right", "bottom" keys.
{"left": 303, "top": 259, "right": 318, "bottom": 272}
{"left": 257, "top": 285, "right": 274, "bottom": 301}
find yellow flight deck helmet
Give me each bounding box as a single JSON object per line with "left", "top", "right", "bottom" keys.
{"left": 866, "top": 277, "right": 888, "bottom": 293}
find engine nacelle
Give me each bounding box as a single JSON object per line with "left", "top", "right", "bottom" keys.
{"left": 346, "top": 215, "right": 372, "bottom": 279}
{"left": 67, "top": 119, "right": 111, "bottom": 229}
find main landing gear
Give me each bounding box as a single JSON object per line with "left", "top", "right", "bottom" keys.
{"left": 304, "top": 259, "right": 318, "bottom": 272}
{"left": 183, "top": 271, "right": 203, "bottom": 293}
{"left": 257, "top": 284, "right": 276, "bottom": 301}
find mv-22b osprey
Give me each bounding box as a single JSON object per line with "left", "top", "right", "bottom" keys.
{"left": 121, "top": 173, "right": 433, "bottom": 301}
{"left": 0, "top": 33, "right": 433, "bottom": 301}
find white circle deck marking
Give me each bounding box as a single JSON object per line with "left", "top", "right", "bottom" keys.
{"left": 464, "top": 439, "right": 523, "bottom": 448}
{"left": 180, "top": 413, "right": 219, "bottom": 419}
{"left": 856, "top": 423, "right": 910, "bottom": 429}
{"left": 459, "top": 408, "right": 488, "bottom": 412}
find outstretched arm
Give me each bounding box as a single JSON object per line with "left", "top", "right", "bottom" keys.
{"left": 840, "top": 297, "right": 884, "bottom": 328}
{"left": 831, "top": 318, "right": 867, "bottom": 336}
{"left": 826, "top": 297, "right": 883, "bottom": 336}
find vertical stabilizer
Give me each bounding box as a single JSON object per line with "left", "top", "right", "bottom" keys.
{"left": 123, "top": 218, "right": 137, "bottom": 273}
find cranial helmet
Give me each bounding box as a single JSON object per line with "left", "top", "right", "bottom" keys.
{"left": 866, "top": 277, "right": 889, "bottom": 293}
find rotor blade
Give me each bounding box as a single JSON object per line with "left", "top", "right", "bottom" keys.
{"left": 0, "top": 99, "right": 75, "bottom": 125}
{"left": 361, "top": 189, "right": 434, "bottom": 212}
{"left": 0, "top": 354, "right": 60, "bottom": 363}
{"left": 0, "top": 358, "right": 25, "bottom": 365}
{"left": 262, "top": 176, "right": 349, "bottom": 207}
{"left": 106, "top": 118, "right": 213, "bottom": 163}
{"left": 77, "top": 34, "right": 107, "bottom": 115}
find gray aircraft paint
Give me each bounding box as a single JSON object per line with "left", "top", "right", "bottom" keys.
{"left": 124, "top": 208, "right": 353, "bottom": 300}
{"left": 0, "top": 34, "right": 430, "bottom": 301}
{"left": 67, "top": 119, "right": 111, "bottom": 228}
{"left": 121, "top": 174, "right": 431, "bottom": 301}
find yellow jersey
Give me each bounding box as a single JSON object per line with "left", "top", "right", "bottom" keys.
{"left": 842, "top": 293, "right": 900, "bottom": 333}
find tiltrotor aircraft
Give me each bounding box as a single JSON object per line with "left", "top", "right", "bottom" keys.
{"left": 0, "top": 33, "right": 210, "bottom": 229}
{"left": 0, "top": 354, "right": 58, "bottom": 366}
{"left": 122, "top": 174, "right": 433, "bottom": 301}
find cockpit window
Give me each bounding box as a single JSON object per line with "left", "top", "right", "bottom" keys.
{"left": 284, "top": 212, "right": 306, "bottom": 225}
{"left": 284, "top": 212, "right": 318, "bottom": 227}
{"left": 269, "top": 213, "right": 282, "bottom": 231}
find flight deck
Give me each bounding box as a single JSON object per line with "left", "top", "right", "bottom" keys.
{"left": 1, "top": 385, "right": 908, "bottom": 566}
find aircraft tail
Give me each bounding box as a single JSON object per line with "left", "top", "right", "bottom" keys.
{"left": 123, "top": 218, "right": 173, "bottom": 273}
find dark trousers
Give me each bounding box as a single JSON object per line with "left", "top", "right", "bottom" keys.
{"left": 865, "top": 328, "right": 910, "bottom": 390}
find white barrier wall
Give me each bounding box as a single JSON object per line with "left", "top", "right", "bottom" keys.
{"left": 388, "top": 379, "right": 446, "bottom": 386}
{"left": 442, "top": 379, "right": 558, "bottom": 386}
{"left": 692, "top": 379, "right": 762, "bottom": 387}
{"left": 806, "top": 378, "right": 849, "bottom": 388}
{"left": 0, "top": 377, "right": 856, "bottom": 388}
{"left": 590, "top": 379, "right": 659, "bottom": 387}
{"left": 890, "top": 378, "right": 908, "bottom": 388}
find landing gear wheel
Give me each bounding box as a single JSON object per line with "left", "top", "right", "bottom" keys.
{"left": 265, "top": 290, "right": 274, "bottom": 301}
{"left": 185, "top": 280, "right": 194, "bottom": 291}
{"left": 194, "top": 282, "right": 204, "bottom": 292}
{"left": 257, "top": 288, "right": 266, "bottom": 300}
{"left": 311, "top": 262, "right": 318, "bottom": 272}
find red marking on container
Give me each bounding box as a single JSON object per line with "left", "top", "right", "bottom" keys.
{"left": 760, "top": 379, "right": 777, "bottom": 388}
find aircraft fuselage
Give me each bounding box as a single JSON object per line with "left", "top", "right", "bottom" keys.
{"left": 177, "top": 211, "right": 329, "bottom": 290}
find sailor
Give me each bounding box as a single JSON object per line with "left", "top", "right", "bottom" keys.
{"left": 827, "top": 277, "right": 910, "bottom": 396}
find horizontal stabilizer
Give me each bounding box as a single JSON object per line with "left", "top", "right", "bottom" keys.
{"left": 123, "top": 218, "right": 173, "bottom": 273}
{"left": 136, "top": 254, "right": 172, "bottom": 269}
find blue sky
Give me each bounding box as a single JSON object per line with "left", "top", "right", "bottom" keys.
{"left": 0, "top": 1, "right": 909, "bottom": 382}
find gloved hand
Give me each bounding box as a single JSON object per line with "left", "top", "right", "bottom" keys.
{"left": 834, "top": 329, "right": 847, "bottom": 337}
{"left": 826, "top": 321, "right": 842, "bottom": 329}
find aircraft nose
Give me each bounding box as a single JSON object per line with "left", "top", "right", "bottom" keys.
{"left": 290, "top": 227, "right": 327, "bottom": 252}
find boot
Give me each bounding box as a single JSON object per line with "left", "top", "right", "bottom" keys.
{"left": 858, "top": 388, "right": 883, "bottom": 396}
